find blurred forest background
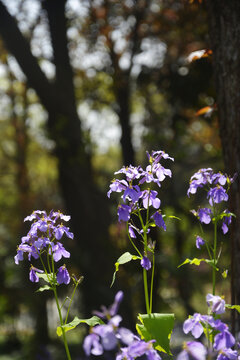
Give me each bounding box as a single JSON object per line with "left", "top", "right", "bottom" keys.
{"left": 0, "top": 0, "right": 238, "bottom": 359}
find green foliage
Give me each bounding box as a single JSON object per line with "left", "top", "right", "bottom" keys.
{"left": 56, "top": 316, "right": 104, "bottom": 337}
{"left": 178, "top": 257, "right": 219, "bottom": 271}
{"left": 111, "top": 252, "right": 140, "bottom": 287}
{"left": 136, "top": 313, "right": 175, "bottom": 355}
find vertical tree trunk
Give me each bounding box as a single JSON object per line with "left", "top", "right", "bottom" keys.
{"left": 206, "top": 0, "right": 240, "bottom": 333}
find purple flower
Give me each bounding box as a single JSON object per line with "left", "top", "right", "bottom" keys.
{"left": 196, "top": 236, "right": 205, "bottom": 249}
{"left": 217, "top": 348, "right": 238, "bottom": 360}
{"left": 117, "top": 204, "right": 132, "bottom": 222}
{"left": 29, "top": 266, "right": 43, "bottom": 283}
{"left": 115, "top": 165, "right": 143, "bottom": 181}
{"left": 93, "top": 291, "right": 124, "bottom": 319}
{"left": 57, "top": 265, "right": 70, "bottom": 285}
{"left": 187, "top": 168, "right": 213, "bottom": 196}
{"left": 141, "top": 256, "right": 151, "bottom": 270}
{"left": 152, "top": 211, "right": 166, "bottom": 230}
{"left": 54, "top": 225, "right": 74, "bottom": 240}
{"left": 117, "top": 339, "right": 161, "bottom": 360}
{"left": 52, "top": 243, "right": 70, "bottom": 262}
{"left": 211, "top": 173, "right": 227, "bottom": 186}
{"left": 198, "top": 208, "right": 212, "bottom": 224}
{"left": 93, "top": 324, "right": 118, "bottom": 351}
{"left": 83, "top": 333, "right": 103, "bottom": 356}
{"left": 177, "top": 341, "right": 207, "bottom": 360}
{"left": 147, "top": 150, "right": 174, "bottom": 164}
{"left": 129, "top": 225, "right": 137, "bottom": 238}
{"left": 214, "top": 329, "right": 235, "bottom": 351}
{"left": 141, "top": 190, "right": 161, "bottom": 209}
{"left": 222, "top": 210, "right": 232, "bottom": 234}
{"left": 183, "top": 313, "right": 204, "bottom": 338}
{"left": 123, "top": 185, "right": 142, "bottom": 203}
{"left": 107, "top": 179, "right": 128, "bottom": 198}
{"left": 206, "top": 294, "right": 225, "bottom": 314}
{"left": 207, "top": 186, "right": 228, "bottom": 206}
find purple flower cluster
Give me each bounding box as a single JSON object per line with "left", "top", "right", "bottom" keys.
{"left": 83, "top": 291, "right": 161, "bottom": 360}
{"left": 108, "top": 150, "right": 173, "bottom": 270}
{"left": 180, "top": 294, "right": 238, "bottom": 359}
{"left": 108, "top": 150, "right": 173, "bottom": 228}
{"left": 14, "top": 210, "right": 73, "bottom": 285}
{"left": 188, "top": 169, "right": 236, "bottom": 249}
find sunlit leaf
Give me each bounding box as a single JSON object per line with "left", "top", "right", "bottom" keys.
{"left": 225, "top": 304, "right": 240, "bottom": 313}
{"left": 56, "top": 316, "right": 104, "bottom": 336}
{"left": 178, "top": 258, "right": 219, "bottom": 270}
{"left": 111, "top": 252, "right": 140, "bottom": 287}
{"left": 36, "top": 285, "right": 52, "bottom": 293}
{"left": 136, "top": 313, "right": 174, "bottom": 355}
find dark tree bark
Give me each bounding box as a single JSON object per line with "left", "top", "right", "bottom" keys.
{"left": 206, "top": 0, "right": 240, "bottom": 333}
{"left": 0, "top": 0, "right": 114, "bottom": 315}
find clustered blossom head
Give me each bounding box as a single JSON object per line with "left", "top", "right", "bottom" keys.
{"left": 108, "top": 150, "right": 173, "bottom": 226}
{"left": 180, "top": 294, "right": 238, "bottom": 359}
{"left": 84, "top": 291, "right": 161, "bottom": 360}
{"left": 188, "top": 169, "right": 236, "bottom": 249}
{"left": 14, "top": 210, "right": 73, "bottom": 285}
{"left": 108, "top": 151, "right": 173, "bottom": 270}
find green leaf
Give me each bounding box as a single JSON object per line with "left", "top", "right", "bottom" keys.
{"left": 136, "top": 313, "right": 174, "bottom": 355}
{"left": 225, "top": 304, "right": 240, "bottom": 313}
{"left": 178, "top": 258, "right": 219, "bottom": 270}
{"left": 111, "top": 252, "right": 140, "bottom": 287}
{"left": 56, "top": 316, "right": 104, "bottom": 336}
{"left": 36, "top": 285, "right": 52, "bottom": 293}
{"left": 37, "top": 272, "right": 56, "bottom": 284}
{"left": 167, "top": 215, "right": 181, "bottom": 220}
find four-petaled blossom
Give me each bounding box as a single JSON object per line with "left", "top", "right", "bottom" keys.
{"left": 217, "top": 348, "right": 238, "bottom": 360}
{"left": 206, "top": 294, "right": 225, "bottom": 315}
{"left": 183, "top": 313, "right": 204, "bottom": 338}
{"left": 141, "top": 190, "right": 161, "bottom": 209}
{"left": 198, "top": 208, "right": 212, "bottom": 224}
{"left": 213, "top": 321, "right": 235, "bottom": 351}
{"left": 207, "top": 186, "right": 228, "bottom": 206}
{"left": 177, "top": 341, "right": 207, "bottom": 360}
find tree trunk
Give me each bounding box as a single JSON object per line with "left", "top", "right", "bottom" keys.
{"left": 206, "top": 0, "right": 240, "bottom": 333}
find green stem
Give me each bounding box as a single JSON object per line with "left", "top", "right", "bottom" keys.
{"left": 65, "top": 282, "right": 78, "bottom": 325}
{"left": 149, "top": 252, "right": 155, "bottom": 314}
{"left": 143, "top": 268, "right": 150, "bottom": 314}
{"left": 212, "top": 220, "right": 217, "bottom": 295}
{"left": 53, "top": 287, "right": 72, "bottom": 360}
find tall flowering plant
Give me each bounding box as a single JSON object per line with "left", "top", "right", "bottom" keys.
{"left": 107, "top": 150, "right": 175, "bottom": 355}
{"left": 177, "top": 168, "right": 240, "bottom": 360}
{"left": 180, "top": 168, "right": 236, "bottom": 295}
{"left": 108, "top": 150, "right": 174, "bottom": 314}
{"left": 14, "top": 210, "right": 92, "bottom": 360}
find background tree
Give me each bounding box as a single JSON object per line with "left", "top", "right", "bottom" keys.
{"left": 206, "top": 0, "right": 240, "bottom": 333}
{"left": 0, "top": 0, "right": 115, "bottom": 318}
